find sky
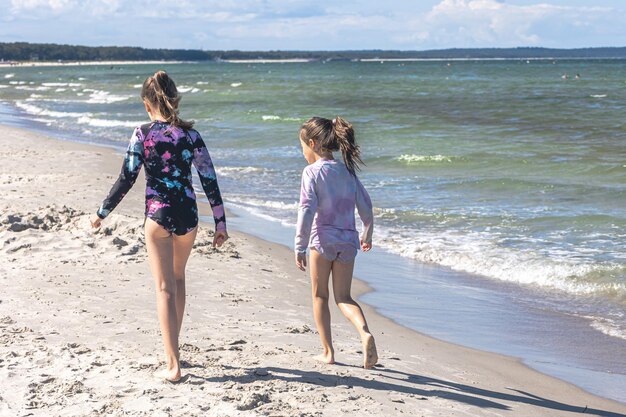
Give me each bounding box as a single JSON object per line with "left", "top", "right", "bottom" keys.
{"left": 1, "top": 0, "right": 625, "bottom": 51}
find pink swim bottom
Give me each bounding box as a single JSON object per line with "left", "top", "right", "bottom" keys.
{"left": 313, "top": 243, "right": 358, "bottom": 264}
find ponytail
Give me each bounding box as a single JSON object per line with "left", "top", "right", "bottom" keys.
{"left": 331, "top": 116, "right": 363, "bottom": 175}
{"left": 141, "top": 70, "right": 194, "bottom": 130}
{"left": 300, "top": 116, "right": 364, "bottom": 175}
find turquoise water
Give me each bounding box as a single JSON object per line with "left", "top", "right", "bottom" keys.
{"left": 1, "top": 60, "right": 625, "bottom": 401}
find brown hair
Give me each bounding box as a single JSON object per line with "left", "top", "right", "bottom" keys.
{"left": 141, "top": 70, "right": 194, "bottom": 130}
{"left": 299, "top": 116, "right": 364, "bottom": 175}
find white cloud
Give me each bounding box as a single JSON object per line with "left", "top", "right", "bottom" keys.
{"left": 11, "top": 0, "right": 76, "bottom": 12}
{"left": 1, "top": 0, "right": 625, "bottom": 49}
{"left": 406, "top": 0, "right": 619, "bottom": 48}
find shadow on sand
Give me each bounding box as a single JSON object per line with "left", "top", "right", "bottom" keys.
{"left": 180, "top": 361, "right": 624, "bottom": 417}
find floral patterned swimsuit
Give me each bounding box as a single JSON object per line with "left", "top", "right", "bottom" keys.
{"left": 97, "top": 121, "right": 226, "bottom": 235}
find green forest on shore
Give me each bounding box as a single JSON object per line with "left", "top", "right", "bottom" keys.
{"left": 2, "top": 42, "right": 626, "bottom": 62}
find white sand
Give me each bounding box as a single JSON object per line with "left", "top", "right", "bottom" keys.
{"left": 1, "top": 124, "right": 624, "bottom": 416}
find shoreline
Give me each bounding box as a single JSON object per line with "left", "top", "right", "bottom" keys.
{"left": 2, "top": 56, "right": 625, "bottom": 68}
{"left": 0, "top": 60, "right": 190, "bottom": 68}
{"left": 1, "top": 123, "right": 625, "bottom": 415}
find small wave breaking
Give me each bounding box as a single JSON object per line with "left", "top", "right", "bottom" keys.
{"left": 396, "top": 154, "right": 455, "bottom": 163}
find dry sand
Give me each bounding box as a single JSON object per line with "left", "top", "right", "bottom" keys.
{"left": 0, "top": 124, "right": 624, "bottom": 416}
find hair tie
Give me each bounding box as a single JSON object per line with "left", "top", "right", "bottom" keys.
{"left": 332, "top": 118, "right": 336, "bottom": 125}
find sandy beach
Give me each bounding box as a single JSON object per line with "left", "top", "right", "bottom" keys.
{"left": 0, "top": 124, "right": 624, "bottom": 416}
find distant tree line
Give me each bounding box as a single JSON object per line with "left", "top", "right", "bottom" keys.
{"left": 1, "top": 42, "right": 626, "bottom": 62}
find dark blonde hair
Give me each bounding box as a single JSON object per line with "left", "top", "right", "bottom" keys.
{"left": 141, "top": 70, "right": 193, "bottom": 130}
{"left": 300, "top": 116, "right": 364, "bottom": 175}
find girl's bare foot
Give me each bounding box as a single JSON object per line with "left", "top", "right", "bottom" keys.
{"left": 362, "top": 333, "right": 378, "bottom": 369}
{"left": 314, "top": 350, "right": 335, "bottom": 364}
{"left": 154, "top": 367, "right": 182, "bottom": 382}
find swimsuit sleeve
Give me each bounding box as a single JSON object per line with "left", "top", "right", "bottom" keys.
{"left": 191, "top": 132, "right": 227, "bottom": 232}
{"left": 97, "top": 127, "right": 144, "bottom": 219}
{"left": 355, "top": 175, "right": 374, "bottom": 244}
{"left": 295, "top": 166, "right": 318, "bottom": 253}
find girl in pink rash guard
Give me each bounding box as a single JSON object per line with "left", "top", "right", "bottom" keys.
{"left": 295, "top": 116, "right": 378, "bottom": 369}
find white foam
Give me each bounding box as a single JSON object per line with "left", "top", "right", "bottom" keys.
{"left": 85, "top": 90, "right": 132, "bottom": 104}
{"left": 15, "top": 101, "right": 89, "bottom": 119}
{"left": 4, "top": 73, "right": 15, "bottom": 79}
{"left": 586, "top": 315, "right": 626, "bottom": 340}
{"left": 216, "top": 166, "right": 268, "bottom": 176}
{"left": 262, "top": 115, "right": 281, "bottom": 121}
{"left": 590, "top": 94, "right": 607, "bottom": 98}
{"left": 227, "top": 195, "right": 298, "bottom": 212}
{"left": 396, "top": 154, "right": 454, "bottom": 163}
{"left": 76, "top": 116, "right": 139, "bottom": 128}
{"left": 177, "top": 86, "right": 200, "bottom": 93}
{"left": 230, "top": 82, "right": 242, "bottom": 87}
{"left": 0, "top": 85, "right": 8, "bottom": 89}
{"left": 196, "top": 81, "right": 209, "bottom": 85}
{"left": 373, "top": 226, "right": 625, "bottom": 298}
{"left": 32, "top": 118, "right": 55, "bottom": 125}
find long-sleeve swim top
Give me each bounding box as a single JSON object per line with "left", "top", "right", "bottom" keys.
{"left": 97, "top": 121, "right": 226, "bottom": 234}
{"left": 295, "top": 158, "right": 373, "bottom": 254}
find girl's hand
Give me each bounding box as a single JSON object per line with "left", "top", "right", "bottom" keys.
{"left": 295, "top": 252, "right": 307, "bottom": 271}
{"left": 90, "top": 214, "right": 102, "bottom": 229}
{"left": 361, "top": 240, "right": 372, "bottom": 252}
{"left": 213, "top": 230, "right": 229, "bottom": 248}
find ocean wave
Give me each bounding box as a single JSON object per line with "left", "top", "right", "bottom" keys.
{"left": 216, "top": 166, "right": 269, "bottom": 176}
{"left": 262, "top": 115, "right": 281, "bottom": 121}
{"left": 76, "top": 116, "right": 140, "bottom": 128}
{"left": 15, "top": 101, "right": 89, "bottom": 119}
{"left": 14, "top": 86, "right": 42, "bottom": 91}
{"left": 4, "top": 73, "right": 15, "bottom": 79}
{"left": 41, "top": 82, "right": 81, "bottom": 87}
{"left": 585, "top": 315, "right": 626, "bottom": 340}
{"left": 395, "top": 154, "right": 455, "bottom": 163}
{"left": 230, "top": 82, "right": 242, "bottom": 87}
{"left": 85, "top": 90, "right": 133, "bottom": 104}
{"left": 227, "top": 195, "right": 298, "bottom": 212}
{"left": 177, "top": 86, "right": 200, "bottom": 93}
{"left": 0, "top": 85, "right": 8, "bottom": 89}
{"left": 374, "top": 227, "right": 626, "bottom": 299}
{"left": 590, "top": 94, "right": 607, "bottom": 98}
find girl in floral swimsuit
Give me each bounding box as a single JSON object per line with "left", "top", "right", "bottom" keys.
{"left": 91, "top": 71, "right": 228, "bottom": 382}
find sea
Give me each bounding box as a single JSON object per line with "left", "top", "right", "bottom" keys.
{"left": 0, "top": 59, "right": 624, "bottom": 402}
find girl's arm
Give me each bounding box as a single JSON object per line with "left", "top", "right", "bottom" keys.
{"left": 295, "top": 167, "right": 318, "bottom": 255}
{"left": 355, "top": 176, "right": 373, "bottom": 249}
{"left": 191, "top": 131, "right": 227, "bottom": 234}
{"left": 96, "top": 127, "right": 144, "bottom": 220}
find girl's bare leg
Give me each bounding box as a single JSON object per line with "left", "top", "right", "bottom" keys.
{"left": 309, "top": 249, "right": 335, "bottom": 364}
{"left": 145, "top": 218, "right": 180, "bottom": 381}
{"left": 172, "top": 226, "right": 197, "bottom": 339}
{"left": 331, "top": 260, "right": 378, "bottom": 369}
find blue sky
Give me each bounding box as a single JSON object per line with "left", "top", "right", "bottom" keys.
{"left": 1, "top": 0, "right": 625, "bottom": 50}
